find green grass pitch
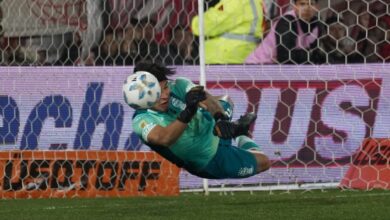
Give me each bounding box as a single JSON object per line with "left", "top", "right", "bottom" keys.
{"left": 0, "top": 189, "right": 389, "bottom": 220}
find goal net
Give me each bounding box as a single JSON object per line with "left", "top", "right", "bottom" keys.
{"left": 0, "top": 0, "right": 389, "bottom": 198}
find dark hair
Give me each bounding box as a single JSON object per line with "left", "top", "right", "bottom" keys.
{"left": 133, "top": 61, "right": 175, "bottom": 82}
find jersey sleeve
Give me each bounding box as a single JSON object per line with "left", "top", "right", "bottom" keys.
{"left": 132, "top": 113, "right": 159, "bottom": 143}
{"left": 172, "top": 77, "right": 196, "bottom": 99}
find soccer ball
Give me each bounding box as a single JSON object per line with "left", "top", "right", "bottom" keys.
{"left": 122, "top": 71, "right": 161, "bottom": 109}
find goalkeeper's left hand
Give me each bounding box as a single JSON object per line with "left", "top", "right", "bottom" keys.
{"left": 177, "top": 86, "right": 207, "bottom": 123}
{"left": 185, "top": 86, "right": 207, "bottom": 108}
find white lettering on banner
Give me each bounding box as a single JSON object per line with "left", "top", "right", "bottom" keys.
{"left": 0, "top": 65, "right": 389, "bottom": 169}
{"left": 1, "top": 65, "right": 388, "bottom": 187}
{"left": 256, "top": 89, "right": 283, "bottom": 153}
{"left": 255, "top": 88, "right": 315, "bottom": 159}
{"left": 372, "top": 77, "right": 390, "bottom": 139}
{"left": 316, "top": 85, "right": 369, "bottom": 159}
{"left": 203, "top": 78, "right": 383, "bottom": 166}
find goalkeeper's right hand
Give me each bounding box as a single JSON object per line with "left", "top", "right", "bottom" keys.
{"left": 213, "top": 120, "right": 237, "bottom": 139}
{"left": 213, "top": 112, "right": 257, "bottom": 139}
{"left": 177, "top": 86, "right": 207, "bottom": 123}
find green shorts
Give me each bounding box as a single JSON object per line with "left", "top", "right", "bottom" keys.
{"left": 194, "top": 139, "right": 258, "bottom": 179}
{"left": 185, "top": 99, "right": 257, "bottom": 179}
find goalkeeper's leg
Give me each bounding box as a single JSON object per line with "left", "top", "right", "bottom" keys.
{"left": 236, "top": 135, "right": 270, "bottom": 172}
{"left": 194, "top": 138, "right": 270, "bottom": 179}
{"left": 218, "top": 96, "right": 270, "bottom": 173}
{"left": 236, "top": 135, "right": 260, "bottom": 151}
{"left": 252, "top": 150, "right": 271, "bottom": 173}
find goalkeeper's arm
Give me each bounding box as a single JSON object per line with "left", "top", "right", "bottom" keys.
{"left": 145, "top": 86, "right": 206, "bottom": 147}
{"left": 146, "top": 120, "right": 189, "bottom": 147}
{"left": 199, "top": 93, "right": 229, "bottom": 121}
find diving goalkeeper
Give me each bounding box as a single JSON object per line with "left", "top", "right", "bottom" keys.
{"left": 129, "top": 62, "right": 270, "bottom": 179}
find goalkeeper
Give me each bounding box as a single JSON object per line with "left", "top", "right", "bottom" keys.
{"left": 130, "top": 62, "right": 270, "bottom": 179}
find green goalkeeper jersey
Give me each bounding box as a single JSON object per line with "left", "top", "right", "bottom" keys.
{"left": 132, "top": 77, "right": 219, "bottom": 171}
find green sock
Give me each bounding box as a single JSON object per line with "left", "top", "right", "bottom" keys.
{"left": 236, "top": 135, "right": 261, "bottom": 151}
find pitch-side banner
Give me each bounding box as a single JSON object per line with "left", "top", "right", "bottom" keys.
{"left": 1, "top": 65, "right": 390, "bottom": 189}
{"left": 0, "top": 151, "right": 180, "bottom": 198}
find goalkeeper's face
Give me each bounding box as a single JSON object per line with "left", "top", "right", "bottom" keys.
{"left": 152, "top": 80, "right": 170, "bottom": 112}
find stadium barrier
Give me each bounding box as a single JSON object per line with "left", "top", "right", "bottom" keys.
{"left": 0, "top": 151, "right": 180, "bottom": 198}
{"left": 1, "top": 64, "right": 390, "bottom": 198}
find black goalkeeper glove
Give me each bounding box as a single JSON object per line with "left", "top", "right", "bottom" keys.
{"left": 177, "top": 86, "right": 207, "bottom": 123}
{"left": 213, "top": 120, "right": 238, "bottom": 139}
{"left": 213, "top": 112, "right": 230, "bottom": 121}
{"left": 214, "top": 112, "right": 257, "bottom": 139}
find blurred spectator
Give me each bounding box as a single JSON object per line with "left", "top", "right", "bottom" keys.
{"left": 2, "top": 35, "right": 70, "bottom": 66}
{"left": 80, "top": 0, "right": 105, "bottom": 64}
{"left": 377, "top": 16, "right": 390, "bottom": 62}
{"left": 2, "top": 38, "right": 31, "bottom": 65}
{"left": 56, "top": 32, "right": 82, "bottom": 65}
{"left": 246, "top": 0, "right": 320, "bottom": 64}
{"left": 118, "top": 24, "right": 141, "bottom": 65}
{"left": 0, "top": 41, "right": 4, "bottom": 66}
{"left": 325, "top": 0, "right": 388, "bottom": 63}
{"left": 117, "top": 19, "right": 163, "bottom": 65}
{"left": 93, "top": 18, "right": 169, "bottom": 66}
{"left": 0, "top": 6, "right": 4, "bottom": 64}
{"left": 311, "top": 15, "right": 365, "bottom": 64}
{"left": 134, "top": 18, "right": 166, "bottom": 64}
{"left": 107, "top": 0, "right": 198, "bottom": 45}
{"left": 328, "top": 1, "right": 370, "bottom": 62}
{"left": 191, "top": 0, "right": 265, "bottom": 64}
{"left": 0, "top": 0, "right": 93, "bottom": 66}
{"left": 94, "top": 29, "right": 122, "bottom": 66}
{"left": 265, "top": 0, "right": 290, "bottom": 21}
{"left": 366, "top": 15, "right": 390, "bottom": 62}
{"left": 163, "top": 26, "right": 199, "bottom": 65}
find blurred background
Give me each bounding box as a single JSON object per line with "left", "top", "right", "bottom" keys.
{"left": 0, "top": 0, "right": 388, "bottom": 66}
